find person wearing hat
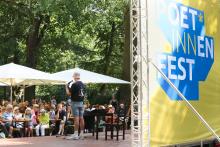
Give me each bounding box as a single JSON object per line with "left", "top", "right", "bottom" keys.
{"left": 105, "top": 104, "right": 117, "bottom": 124}
{"left": 65, "top": 72, "right": 85, "bottom": 140}
{"left": 13, "top": 106, "right": 23, "bottom": 130}
{"left": 107, "top": 104, "right": 115, "bottom": 113}
{"left": 35, "top": 109, "right": 49, "bottom": 136}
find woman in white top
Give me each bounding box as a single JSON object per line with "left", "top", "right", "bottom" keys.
{"left": 13, "top": 107, "right": 23, "bottom": 129}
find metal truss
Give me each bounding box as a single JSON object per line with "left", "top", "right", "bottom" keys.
{"left": 130, "top": 0, "right": 149, "bottom": 146}
{"left": 130, "top": 0, "right": 220, "bottom": 146}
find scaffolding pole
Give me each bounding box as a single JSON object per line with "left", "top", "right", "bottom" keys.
{"left": 130, "top": 0, "right": 149, "bottom": 146}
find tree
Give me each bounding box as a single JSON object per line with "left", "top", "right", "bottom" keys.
{"left": 119, "top": 2, "right": 131, "bottom": 104}
{"left": 0, "top": 0, "right": 130, "bottom": 103}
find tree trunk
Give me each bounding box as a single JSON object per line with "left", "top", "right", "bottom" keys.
{"left": 26, "top": 15, "right": 44, "bottom": 68}
{"left": 25, "top": 14, "right": 49, "bottom": 101}
{"left": 13, "top": 49, "right": 20, "bottom": 64}
{"left": 103, "top": 21, "right": 116, "bottom": 74}
{"left": 119, "top": 6, "right": 131, "bottom": 105}
{"left": 3, "top": 57, "right": 7, "bottom": 99}
{"left": 100, "top": 21, "right": 116, "bottom": 94}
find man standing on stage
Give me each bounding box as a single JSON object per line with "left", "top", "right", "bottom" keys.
{"left": 65, "top": 72, "right": 85, "bottom": 140}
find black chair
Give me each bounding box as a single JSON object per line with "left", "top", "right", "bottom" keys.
{"left": 12, "top": 128, "right": 23, "bottom": 137}
{"left": 91, "top": 109, "right": 106, "bottom": 140}
{"left": 84, "top": 110, "right": 94, "bottom": 133}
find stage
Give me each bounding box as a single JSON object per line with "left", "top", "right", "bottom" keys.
{"left": 0, "top": 133, "right": 130, "bottom": 147}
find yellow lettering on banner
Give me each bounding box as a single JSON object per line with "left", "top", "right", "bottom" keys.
{"left": 177, "top": 31, "right": 186, "bottom": 54}
{"left": 187, "top": 33, "right": 196, "bottom": 55}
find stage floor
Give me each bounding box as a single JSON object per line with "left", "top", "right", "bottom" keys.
{"left": 0, "top": 133, "right": 131, "bottom": 147}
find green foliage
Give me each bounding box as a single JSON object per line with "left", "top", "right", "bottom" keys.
{"left": 0, "top": 0, "right": 129, "bottom": 103}
{"left": 35, "top": 85, "right": 66, "bottom": 102}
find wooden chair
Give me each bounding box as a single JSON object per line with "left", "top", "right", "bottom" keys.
{"left": 104, "top": 113, "right": 114, "bottom": 140}
{"left": 105, "top": 112, "right": 126, "bottom": 140}
{"left": 92, "top": 109, "right": 126, "bottom": 140}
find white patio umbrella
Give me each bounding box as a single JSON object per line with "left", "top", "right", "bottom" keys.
{"left": 0, "top": 63, "right": 66, "bottom": 102}
{"left": 52, "top": 67, "right": 130, "bottom": 84}
{"left": 0, "top": 82, "right": 7, "bottom": 86}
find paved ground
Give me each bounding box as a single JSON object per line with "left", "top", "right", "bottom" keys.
{"left": 0, "top": 133, "right": 131, "bottom": 147}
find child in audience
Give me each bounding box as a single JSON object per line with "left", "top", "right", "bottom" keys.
{"left": 24, "top": 107, "right": 33, "bottom": 137}
{"left": 31, "top": 104, "right": 39, "bottom": 127}
{"left": 55, "top": 104, "right": 66, "bottom": 137}
{"left": 49, "top": 104, "right": 56, "bottom": 121}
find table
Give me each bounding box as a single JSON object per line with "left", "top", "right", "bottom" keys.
{"left": 13, "top": 119, "right": 31, "bottom": 137}
{"left": 68, "top": 117, "right": 74, "bottom": 120}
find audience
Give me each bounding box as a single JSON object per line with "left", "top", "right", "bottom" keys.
{"left": 0, "top": 97, "right": 129, "bottom": 139}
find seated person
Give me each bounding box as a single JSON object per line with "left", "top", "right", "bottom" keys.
{"left": 109, "top": 95, "right": 118, "bottom": 112}
{"left": 48, "top": 104, "right": 56, "bottom": 135}
{"left": 1, "top": 106, "right": 6, "bottom": 115}
{"left": 83, "top": 104, "right": 92, "bottom": 133}
{"left": 35, "top": 109, "right": 49, "bottom": 136}
{"left": 0, "top": 118, "right": 9, "bottom": 138}
{"left": 18, "top": 102, "right": 27, "bottom": 114}
{"left": 0, "top": 106, "right": 3, "bottom": 116}
{"left": 49, "top": 104, "right": 56, "bottom": 124}
{"left": 105, "top": 105, "right": 116, "bottom": 123}
{"left": 107, "top": 105, "right": 115, "bottom": 114}
{"left": 66, "top": 105, "right": 73, "bottom": 125}
{"left": 31, "top": 104, "right": 39, "bottom": 127}
{"left": 118, "top": 104, "right": 125, "bottom": 116}
{"left": 49, "top": 105, "right": 56, "bottom": 119}
{"left": 2, "top": 104, "right": 13, "bottom": 137}
{"left": 24, "top": 107, "right": 33, "bottom": 137}
{"left": 13, "top": 107, "right": 24, "bottom": 129}
{"left": 55, "top": 104, "right": 66, "bottom": 136}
